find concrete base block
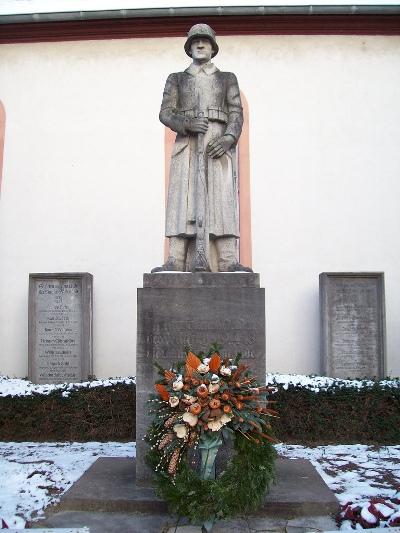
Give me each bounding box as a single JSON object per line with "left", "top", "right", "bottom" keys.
{"left": 46, "top": 457, "right": 339, "bottom": 518}
{"left": 260, "top": 459, "right": 339, "bottom": 518}
{"left": 31, "top": 512, "right": 172, "bottom": 532}
{"left": 136, "top": 272, "right": 266, "bottom": 484}
{"left": 13, "top": 530, "right": 89, "bottom": 533}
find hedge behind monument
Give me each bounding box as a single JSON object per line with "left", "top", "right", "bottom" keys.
{"left": 0, "top": 380, "right": 399, "bottom": 443}
{"left": 0, "top": 382, "right": 135, "bottom": 442}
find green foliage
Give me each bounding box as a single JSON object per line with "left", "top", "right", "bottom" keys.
{"left": 0, "top": 382, "right": 135, "bottom": 441}
{"left": 153, "top": 361, "right": 166, "bottom": 378}
{"left": 1, "top": 379, "right": 400, "bottom": 444}
{"left": 272, "top": 382, "right": 400, "bottom": 444}
{"left": 146, "top": 430, "right": 276, "bottom": 523}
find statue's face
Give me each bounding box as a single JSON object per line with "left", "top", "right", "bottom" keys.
{"left": 190, "top": 38, "right": 213, "bottom": 62}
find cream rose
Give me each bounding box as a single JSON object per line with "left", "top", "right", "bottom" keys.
{"left": 172, "top": 380, "right": 184, "bottom": 391}
{"left": 169, "top": 396, "right": 179, "bottom": 408}
{"left": 220, "top": 365, "right": 231, "bottom": 376}
{"left": 207, "top": 413, "right": 232, "bottom": 432}
{"left": 173, "top": 424, "right": 188, "bottom": 439}
{"left": 183, "top": 394, "right": 196, "bottom": 404}
{"left": 208, "top": 383, "right": 220, "bottom": 394}
{"left": 207, "top": 418, "right": 223, "bottom": 432}
{"left": 220, "top": 413, "right": 232, "bottom": 425}
{"left": 197, "top": 363, "right": 210, "bottom": 374}
{"left": 182, "top": 411, "right": 198, "bottom": 427}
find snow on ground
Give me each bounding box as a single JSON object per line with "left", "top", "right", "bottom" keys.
{"left": 277, "top": 444, "right": 400, "bottom": 506}
{"left": 0, "top": 442, "right": 135, "bottom": 529}
{"left": 1, "top": 375, "right": 399, "bottom": 528}
{"left": 277, "top": 444, "right": 400, "bottom": 529}
{"left": 1, "top": 442, "right": 399, "bottom": 529}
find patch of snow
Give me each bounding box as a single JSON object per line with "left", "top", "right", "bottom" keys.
{"left": 1, "top": 373, "right": 399, "bottom": 398}
{"left": 0, "top": 376, "right": 136, "bottom": 398}
{"left": 372, "top": 502, "right": 395, "bottom": 519}
{"left": 340, "top": 520, "right": 354, "bottom": 530}
{"left": 266, "top": 373, "right": 400, "bottom": 392}
{"left": 277, "top": 444, "right": 400, "bottom": 529}
{"left": 1, "top": 441, "right": 400, "bottom": 529}
{"left": 0, "top": 441, "right": 135, "bottom": 529}
{"left": 360, "top": 506, "right": 378, "bottom": 524}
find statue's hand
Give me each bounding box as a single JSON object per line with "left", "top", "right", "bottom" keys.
{"left": 186, "top": 117, "right": 209, "bottom": 134}
{"left": 206, "top": 135, "right": 235, "bottom": 159}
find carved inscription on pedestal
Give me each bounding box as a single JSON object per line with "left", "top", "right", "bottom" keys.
{"left": 320, "top": 273, "right": 386, "bottom": 379}
{"left": 29, "top": 273, "right": 93, "bottom": 384}
{"left": 147, "top": 317, "right": 257, "bottom": 362}
{"left": 136, "top": 272, "right": 266, "bottom": 484}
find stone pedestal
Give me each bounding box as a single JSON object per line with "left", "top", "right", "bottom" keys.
{"left": 136, "top": 272, "right": 266, "bottom": 485}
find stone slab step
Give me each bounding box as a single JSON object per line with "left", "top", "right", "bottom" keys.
{"left": 31, "top": 512, "right": 339, "bottom": 532}
{"left": 12, "top": 529, "right": 89, "bottom": 532}
{"left": 30, "top": 512, "right": 172, "bottom": 532}
{"left": 47, "top": 457, "right": 338, "bottom": 518}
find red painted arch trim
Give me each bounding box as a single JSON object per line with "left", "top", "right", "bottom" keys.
{"left": 238, "top": 92, "right": 252, "bottom": 269}
{"left": 164, "top": 127, "right": 175, "bottom": 262}
{"left": 1, "top": 14, "right": 400, "bottom": 44}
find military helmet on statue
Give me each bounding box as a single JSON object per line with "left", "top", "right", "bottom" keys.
{"left": 184, "top": 23, "right": 219, "bottom": 58}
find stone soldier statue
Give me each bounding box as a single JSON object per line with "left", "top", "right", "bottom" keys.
{"left": 152, "top": 24, "right": 252, "bottom": 273}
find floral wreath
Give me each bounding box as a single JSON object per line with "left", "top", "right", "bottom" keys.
{"left": 145, "top": 346, "right": 278, "bottom": 529}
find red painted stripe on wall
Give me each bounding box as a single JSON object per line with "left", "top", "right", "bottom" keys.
{"left": 0, "top": 15, "right": 400, "bottom": 44}
{"left": 164, "top": 127, "right": 175, "bottom": 262}
{"left": 238, "top": 93, "right": 252, "bottom": 269}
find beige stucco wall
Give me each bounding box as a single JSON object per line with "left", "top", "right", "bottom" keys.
{"left": 0, "top": 34, "right": 399, "bottom": 379}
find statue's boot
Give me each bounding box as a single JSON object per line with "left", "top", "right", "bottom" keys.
{"left": 151, "top": 260, "right": 184, "bottom": 273}
{"left": 225, "top": 263, "right": 253, "bottom": 273}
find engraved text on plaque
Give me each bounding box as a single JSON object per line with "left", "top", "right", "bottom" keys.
{"left": 28, "top": 273, "right": 93, "bottom": 384}
{"left": 320, "top": 273, "right": 386, "bottom": 379}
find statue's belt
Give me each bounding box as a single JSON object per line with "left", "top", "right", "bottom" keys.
{"left": 179, "top": 107, "right": 228, "bottom": 124}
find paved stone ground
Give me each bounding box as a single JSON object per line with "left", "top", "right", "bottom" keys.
{"left": 32, "top": 510, "right": 338, "bottom": 532}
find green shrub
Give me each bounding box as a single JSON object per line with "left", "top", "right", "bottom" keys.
{"left": 1, "top": 379, "right": 399, "bottom": 444}
{"left": 0, "top": 382, "right": 135, "bottom": 441}
{"left": 272, "top": 382, "right": 400, "bottom": 444}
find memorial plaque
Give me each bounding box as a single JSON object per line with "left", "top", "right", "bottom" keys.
{"left": 136, "top": 272, "right": 266, "bottom": 484}
{"left": 320, "top": 272, "right": 386, "bottom": 379}
{"left": 28, "top": 273, "right": 93, "bottom": 384}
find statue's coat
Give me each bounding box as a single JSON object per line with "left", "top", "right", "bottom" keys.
{"left": 160, "top": 62, "right": 243, "bottom": 238}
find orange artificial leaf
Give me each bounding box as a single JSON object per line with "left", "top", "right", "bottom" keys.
{"left": 186, "top": 351, "right": 201, "bottom": 370}
{"left": 209, "top": 352, "right": 221, "bottom": 372}
{"left": 232, "top": 364, "right": 248, "bottom": 381}
{"left": 155, "top": 383, "right": 170, "bottom": 401}
{"left": 164, "top": 370, "right": 176, "bottom": 381}
{"left": 185, "top": 363, "right": 194, "bottom": 378}
{"left": 263, "top": 408, "right": 279, "bottom": 417}
{"left": 249, "top": 420, "right": 263, "bottom": 432}
{"left": 259, "top": 432, "right": 279, "bottom": 444}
